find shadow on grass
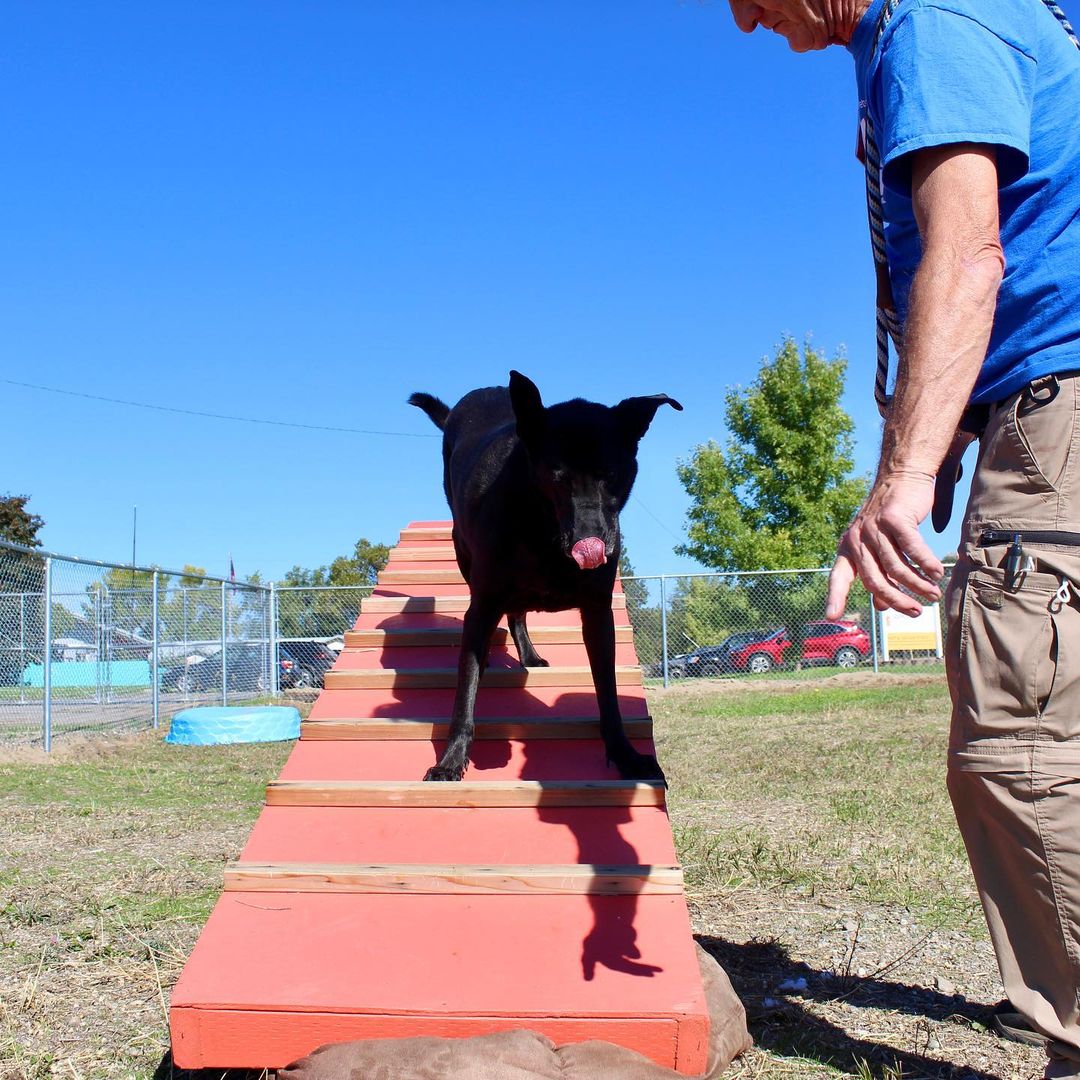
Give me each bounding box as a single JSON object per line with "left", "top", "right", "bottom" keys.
{"left": 153, "top": 1053, "right": 270, "bottom": 1080}
{"left": 698, "top": 935, "right": 1006, "bottom": 1080}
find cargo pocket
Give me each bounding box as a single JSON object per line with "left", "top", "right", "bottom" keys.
{"left": 1040, "top": 580, "right": 1080, "bottom": 742}
{"left": 948, "top": 563, "right": 1059, "bottom": 743}
{"left": 1006, "top": 376, "right": 1078, "bottom": 495}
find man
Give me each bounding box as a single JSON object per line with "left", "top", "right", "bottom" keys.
{"left": 727, "top": 0, "right": 1080, "bottom": 1075}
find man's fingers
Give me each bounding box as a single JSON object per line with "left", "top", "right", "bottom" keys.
{"left": 872, "top": 529, "right": 943, "bottom": 602}
{"left": 880, "top": 518, "right": 944, "bottom": 587}
{"left": 825, "top": 554, "right": 856, "bottom": 620}
{"left": 847, "top": 534, "right": 927, "bottom": 618}
{"left": 830, "top": 479, "right": 944, "bottom": 620}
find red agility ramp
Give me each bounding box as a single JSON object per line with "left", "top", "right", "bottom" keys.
{"left": 169, "top": 521, "right": 709, "bottom": 1072}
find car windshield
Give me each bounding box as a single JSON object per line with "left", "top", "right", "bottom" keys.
{"left": 722, "top": 632, "right": 760, "bottom": 649}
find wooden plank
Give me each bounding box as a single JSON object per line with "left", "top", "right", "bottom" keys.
{"left": 400, "top": 526, "right": 453, "bottom": 541}
{"left": 344, "top": 625, "right": 631, "bottom": 648}
{"left": 390, "top": 545, "right": 458, "bottom": 562}
{"left": 265, "top": 779, "right": 666, "bottom": 808}
{"left": 224, "top": 861, "right": 683, "bottom": 895}
{"left": 379, "top": 569, "right": 466, "bottom": 585}
{"left": 300, "top": 716, "right": 653, "bottom": 740}
{"left": 307, "top": 685, "right": 650, "bottom": 721}
{"left": 333, "top": 642, "right": 641, "bottom": 672}
{"left": 279, "top": 738, "right": 658, "bottom": 784}
{"left": 171, "top": 1007, "right": 687, "bottom": 1072}
{"left": 323, "top": 666, "right": 642, "bottom": 690}
{"left": 361, "top": 594, "right": 627, "bottom": 613}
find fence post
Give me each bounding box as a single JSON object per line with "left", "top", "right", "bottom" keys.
{"left": 269, "top": 582, "right": 279, "bottom": 695}
{"left": 221, "top": 580, "right": 228, "bottom": 707}
{"left": 151, "top": 570, "right": 160, "bottom": 730}
{"left": 19, "top": 592, "right": 26, "bottom": 706}
{"left": 660, "top": 575, "right": 669, "bottom": 689}
{"left": 42, "top": 557, "right": 53, "bottom": 753}
{"left": 870, "top": 605, "right": 880, "bottom": 675}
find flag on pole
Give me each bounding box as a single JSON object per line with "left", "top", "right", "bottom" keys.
{"left": 229, "top": 554, "right": 236, "bottom": 582}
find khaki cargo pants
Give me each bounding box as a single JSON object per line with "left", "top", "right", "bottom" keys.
{"left": 947, "top": 371, "right": 1080, "bottom": 1077}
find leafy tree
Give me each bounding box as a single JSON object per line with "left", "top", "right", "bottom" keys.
{"left": 677, "top": 337, "right": 868, "bottom": 573}
{"left": 0, "top": 495, "right": 45, "bottom": 600}
{"left": 278, "top": 537, "right": 390, "bottom": 639}
{"left": 675, "top": 338, "right": 869, "bottom": 657}
{"left": 282, "top": 537, "right": 390, "bottom": 588}
{"left": 0, "top": 494, "right": 44, "bottom": 548}
{"left": 619, "top": 545, "right": 664, "bottom": 667}
{"left": 618, "top": 546, "right": 648, "bottom": 615}
{"left": 672, "top": 576, "right": 759, "bottom": 648}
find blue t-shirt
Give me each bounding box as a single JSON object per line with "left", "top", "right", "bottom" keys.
{"left": 848, "top": 0, "right": 1080, "bottom": 403}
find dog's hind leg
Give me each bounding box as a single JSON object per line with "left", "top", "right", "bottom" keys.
{"left": 423, "top": 600, "right": 501, "bottom": 782}
{"left": 508, "top": 612, "right": 549, "bottom": 668}
{"left": 580, "top": 600, "right": 665, "bottom": 784}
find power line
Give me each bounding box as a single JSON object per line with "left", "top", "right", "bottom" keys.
{"left": 0, "top": 377, "right": 438, "bottom": 439}
{"left": 631, "top": 494, "right": 684, "bottom": 544}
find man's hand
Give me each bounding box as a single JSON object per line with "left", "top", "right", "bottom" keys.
{"left": 826, "top": 472, "right": 944, "bottom": 619}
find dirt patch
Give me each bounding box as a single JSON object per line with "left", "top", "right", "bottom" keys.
{"left": 657, "top": 670, "right": 946, "bottom": 698}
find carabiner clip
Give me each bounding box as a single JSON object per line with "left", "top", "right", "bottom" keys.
{"left": 1051, "top": 577, "right": 1073, "bottom": 613}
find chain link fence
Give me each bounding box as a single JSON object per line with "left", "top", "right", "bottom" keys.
{"left": 624, "top": 567, "right": 953, "bottom": 684}
{"left": 0, "top": 540, "right": 275, "bottom": 747}
{"left": 0, "top": 535, "right": 951, "bottom": 747}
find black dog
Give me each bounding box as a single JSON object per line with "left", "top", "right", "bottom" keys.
{"left": 409, "top": 371, "right": 681, "bottom": 783}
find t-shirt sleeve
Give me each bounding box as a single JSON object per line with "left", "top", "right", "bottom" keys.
{"left": 875, "top": 4, "right": 1035, "bottom": 193}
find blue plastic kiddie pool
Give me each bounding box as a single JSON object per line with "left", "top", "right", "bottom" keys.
{"left": 164, "top": 706, "right": 301, "bottom": 746}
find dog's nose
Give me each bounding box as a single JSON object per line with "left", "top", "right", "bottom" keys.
{"left": 571, "top": 537, "right": 607, "bottom": 570}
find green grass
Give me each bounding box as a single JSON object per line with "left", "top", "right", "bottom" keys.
{"left": 653, "top": 679, "right": 979, "bottom": 929}
{"left": 0, "top": 741, "right": 290, "bottom": 817}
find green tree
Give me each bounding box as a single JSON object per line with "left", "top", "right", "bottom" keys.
{"left": 0, "top": 494, "right": 44, "bottom": 548}
{"left": 618, "top": 546, "right": 648, "bottom": 615}
{"left": 619, "top": 545, "right": 665, "bottom": 668}
{"left": 0, "top": 494, "right": 46, "bottom": 599}
{"left": 279, "top": 537, "right": 390, "bottom": 639}
{"left": 677, "top": 337, "right": 868, "bottom": 572}
{"left": 282, "top": 537, "right": 390, "bottom": 588}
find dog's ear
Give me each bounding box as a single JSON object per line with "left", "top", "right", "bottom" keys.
{"left": 613, "top": 394, "right": 683, "bottom": 443}
{"left": 509, "top": 370, "right": 546, "bottom": 447}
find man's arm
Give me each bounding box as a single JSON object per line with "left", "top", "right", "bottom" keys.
{"left": 825, "top": 144, "right": 1005, "bottom": 619}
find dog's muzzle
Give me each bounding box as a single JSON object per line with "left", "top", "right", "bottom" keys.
{"left": 571, "top": 537, "right": 607, "bottom": 570}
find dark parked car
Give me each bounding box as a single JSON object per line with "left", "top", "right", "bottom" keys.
{"left": 685, "top": 629, "right": 788, "bottom": 677}
{"left": 278, "top": 640, "right": 336, "bottom": 689}
{"left": 646, "top": 652, "right": 690, "bottom": 679}
{"left": 161, "top": 643, "right": 270, "bottom": 694}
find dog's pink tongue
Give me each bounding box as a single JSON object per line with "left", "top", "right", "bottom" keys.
{"left": 571, "top": 537, "right": 607, "bottom": 570}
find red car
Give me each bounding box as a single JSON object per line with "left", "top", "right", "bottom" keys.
{"left": 799, "top": 620, "right": 871, "bottom": 668}
{"left": 725, "top": 628, "right": 793, "bottom": 674}
{"left": 718, "top": 621, "right": 870, "bottom": 675}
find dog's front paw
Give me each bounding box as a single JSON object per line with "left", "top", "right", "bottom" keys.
{"left": 613, "top": 750, "right": 667, "bottom": 786}
{"left": 423, "top": 763, "right": 466, "bottom": 782}
{"left": 521, "top": 655, "right": 550, "bottom": 668}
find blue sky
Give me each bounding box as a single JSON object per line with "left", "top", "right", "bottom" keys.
{"left": 0, "top": 2, "right": 968, "bottom": 581}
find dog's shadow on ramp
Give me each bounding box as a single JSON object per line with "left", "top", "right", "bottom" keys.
{"left": 697, "top": 934, "right": 1007, "bottom": 1079}
{"left": 518, "top": 688, "right": 663, "bottom": 983}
